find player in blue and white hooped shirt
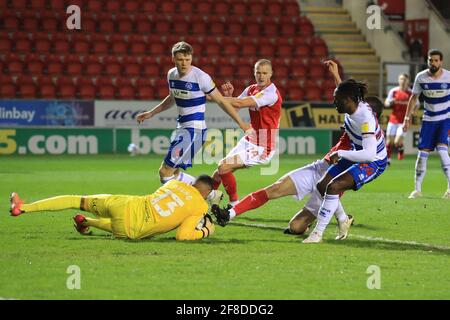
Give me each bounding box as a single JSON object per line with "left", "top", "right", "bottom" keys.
{"left": 303, "top": 79, "right": 388, "bottom": 243}
{"left": 137, "top": 42, "right": 251, "bottom": 186}
{"left": 402, "top": 49, "right": 450, "bottom": 199}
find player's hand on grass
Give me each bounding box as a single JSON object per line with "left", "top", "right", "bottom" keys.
{"left": 136, "top": 111, "right": 152, "bottom": 124}
{"left": 329, "top": 151, "right": 339, "bottom": 164}
{"left": 221, "top": 82, "right": 234, "bottom": 97}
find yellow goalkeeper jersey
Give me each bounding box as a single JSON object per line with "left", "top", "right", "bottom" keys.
{"left": 126, "top": 180, "right": 210, "bottom": 240}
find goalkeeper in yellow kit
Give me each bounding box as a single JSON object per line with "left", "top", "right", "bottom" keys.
{"left": 9, "top": 175, "right": 215, "bottom": 241}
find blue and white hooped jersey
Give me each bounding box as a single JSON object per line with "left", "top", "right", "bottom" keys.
{"left": 167, "top": 66, "right": 216, "bottom": 129}
{"left": 344, "top": 102, "right": 387, "bottom": 161}
{"left": 412, "top": 69, "right": 450, "bottom": 122}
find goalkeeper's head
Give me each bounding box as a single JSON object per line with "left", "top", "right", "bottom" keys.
{"left": 193, "top": 174, "right": 214, "bottom": 199}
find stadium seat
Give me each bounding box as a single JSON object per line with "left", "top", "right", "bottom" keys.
{"left": 288, "top": 86, "right": 305, "bottom": 101}
{"left": 48, "top": 0, "right": 66, "bottom": 10}
{"left": 305, "top": 86, "right": 322, "bottom": 101}
{"left": 177, "top": 1, "right": 193, "bottom": 14}
{"left": 160, "top": 2, "right": 176, "bottom": 14}
{"left": 73, "top": 40, "right": 90, "bottom": 54}
{"left": 30, "top": 0, "right": 47, "bottom": 9}
{"left": 19, "top": 83, "right": 37, "bottom": 98}
{"left": 137, "top": 86, "right": 155, "bottom": 100}
{"left": 172, "top": 20, "right": 190, "bottom": 35}
{"left": 154, "top": 17, "right": 171, "bottom": 34}
{"left": 142, "top": 1, "right": 157, "bottom": 13}
{"left": 0, "top": 82, "right": 16, "bottom": 98}
{"left": 35, "top": 38, "right": 51, "bottom": 53}
{"left": 39, "top": 84, "right": 57, "bottom": 99}
{"left": 0, "top": 38, "right": 12, "bottom": 52}
{"left": 142, "top": 63, "right": 160, "bottom": 77}
{"left": 23, "top": 14, "right": 40, "bottom": 31}
{"left": 7, "top": 60, "right": 24, "bottom": 75}
{"left": 27, "top": 59, "right": 44, "bottom": 75}
{"left": 104, "top": 61, "right": 122, "bottom": 77}
{"left": 118, "top": 18, "right": 134, "bottom": 33}
{"left": 292, "top": 64, "right": 307, "bottom": 77}
{"left": 248, "top": 0, "right": 266, "bottom": 16}
{"left": 118, "top": 85, "right": 136, "bottom": 100}
{"left": 4, "top": 15, "right": 19, "bottom": 30}
{"left": 267, "top": 2, "right": 282, "bottom": 15}
{"left": 111, "top": 41, "right": 128, "bottom": 55}
{"left": 79, "top": 83, "right": 97, "bottom": 99}
{"left": 148, "top": 42, "right": 166, "bottom": 56}
{"left": 276, "top": 45, "right": 293, "bottom": 58}
{"left": 214, "top": 2, "right": 229, "bottom": 14}
{"left": 87, "top": 0, "right": 103, "bottom": 12}
{"left": 58, "top": 84, "right": 77, "bottom": 99}
{"left": 123, "top": 62, "right": 141, "bottom": 77}
{"left": 85, "top": 60, "right": 103, "bottom": 76}
{"left": 309, "top": 65, "right": 326, "bottom": 78}
{"left": 98, "top": 85, "right": 116, "bottom": 99}
{"left": 260, "top": 44, "right": 276, "bottom": 57}
{"left": 232, "top": 2, "right": 247, "bottom": 15}
{"left": 196, "top": 1, "right": 212, "bottom": 14}
{"left": 98, "top": 15, "right": 116, "bottom": 33}
{"left": 130, "top": 41, "right": 147, "bottom": 55}
{"left": 135, "top": 16, "right": 152, "bottom": 33}
{"left": 283, "top": 1, "right": 301, "bottom": 16}
{"left": 106, "top": 0, "right": 121, "bottom": 12}
{"left": 241, "top": 44, "right": 257, "bottom": 57}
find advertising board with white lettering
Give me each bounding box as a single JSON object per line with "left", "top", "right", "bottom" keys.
{"left": 0, "top": 100, "right": 94, "bottom": 126}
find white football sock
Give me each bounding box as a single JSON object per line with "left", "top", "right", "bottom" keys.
{"left": 177, "top": 172, "right": 196, "bottom": 185}
{"left": 437, "top": 146, "right": 450, "bottom": 189}
{"left": 160, "top": 175, "right": 175, "bottom": 184}
{"left": 414, "top": 151, "right": 429, "bottom": 192}
{"left": 229, "top": 208, "right": 236, "bottom": 219}
{"left": 314, "top": 193, "right": 340, "bottom": 234}
{"left": 334, "top": 201, "right": 348, "bottom": 224}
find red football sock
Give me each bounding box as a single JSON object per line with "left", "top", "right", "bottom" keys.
{"left": 234, "top": 189, "right": 269, "bottom": 216}
{"left": 220, "top": 172, "right": 238, "bottom": 202}
{"left": 387, "top": 144, "right": 392, "bottom": 160}
{"left": 212, "top": 171, "right": 221, "bottom": 190}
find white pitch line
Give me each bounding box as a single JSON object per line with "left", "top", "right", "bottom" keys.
{"left": 230, "top": 221, "right": 450, "bottom": 251}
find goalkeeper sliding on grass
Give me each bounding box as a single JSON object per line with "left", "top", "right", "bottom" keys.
{"left": 9, "top": 175, "right": 215, "bottom": 241}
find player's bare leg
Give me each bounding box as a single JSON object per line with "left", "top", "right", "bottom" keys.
{"left": 285, "top": 208, "right": 316, "bottom": 235}
{"left": 304, "top": 173, "right": 355, "bottom": 243}
{"left": 159, "top": 162, "right": 195, "bottom": 185}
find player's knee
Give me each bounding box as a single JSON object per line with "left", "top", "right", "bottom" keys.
{"left": 217, "top": 162, "right": 231, "bottom": 175}
{"left": 288, "top": 219, "right": 308, "bottom": 235}
{"left": 325, "top": 181, "right": 340, "bottom": 195}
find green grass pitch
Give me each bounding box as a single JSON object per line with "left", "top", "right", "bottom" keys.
{"left": 0, "top": 154, "right": 449, "bottom": 299}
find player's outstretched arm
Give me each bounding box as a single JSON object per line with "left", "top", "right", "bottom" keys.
{"left": 208, "top": 88, "right": 252, "bottom": 133}
{"left": 176, "top": 214, "right": 215, "bottom": 241}
{"left": 324, "top": 60, "right": 342, "bottom": 86}
{"left": 336, "top": 133, "right": 377, "bottom": 163}
{"left": 136, "top": 94, "right": 175, "bottom": 124}
{"left": 402, "top": 94, "right": 418, "bottom": 132}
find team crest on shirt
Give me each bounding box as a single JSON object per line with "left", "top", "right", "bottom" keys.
{"left": 185, "top": 82, "right": 193, "bottom": 90}
{"left": 441, "top": 83, "right": 448, "bottom": 89}
{"left": 424, "top": 84, "right": 429, "bottom": 89}
{"left": 361, "top": 122, "right": 369, "bottom": 133}
{"left": 255, "top": 92, "right": 264, "bottom": 98}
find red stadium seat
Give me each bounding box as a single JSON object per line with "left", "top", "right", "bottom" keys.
{"left": 137, "top": 86, "right": 155, "bottom": 100}
{"left": 297, "top": 45, "right": 310, "bottom": 57}
{"left": 245, "top": 23, "right": 261, "bottom": 37}
{"left": 98, "top": 16, "right": 116, "bottom": 33}
{"left": 0, "top": 38, "right": 12, "bottom": 52}
{"left": 299, "top": 18, "right": 314, "bottom": 36}
{"left": 206, "top": 43, "right": 221, "bottom": 56}
{"left": 305, "top": 87, "right": 322, "bottom": 101}
{"left": 227, "top": 20, "right": 243, "bottom": 35}
{"left": 313, "top": 45, "right": 328, "bottom": 57}
{"left": 192, "top": 21, "right": 207, "bottom": 34}
{"left": 40, "top": 84, "right": 57, "bottom": 99}
{"left": 148, "top": 42, "right": 166, "bottom": 55}
{"left": 27, "top": 59, "right": 44, "bottom": 75}
{"left": 85, "top": 60, "right": 103, "bottom": 76}
{"left": 4, "top": 16, "right": 19, "bottom": 30}
{"left": 130, "top": 41, "right": 147, "bottom": 55}
{"left": 124, "top": 62, "right": 141, "bottom": 77}
{"left": 30, "top": 0, "right": 47, "bottom": 9}
{"left": 7, "top": 60, "right": 24, "bottom": 75}
{"left": 104, "top": 61, "right": 122, "bottom": 76}
{"left": 55, "top": 75, "right": 75, "bottom": 86}
{"left": 87, "top": 0, "right": 103, "bottom": 12}
{"left": 155, "top": 85, "right": 169, "bottom": 99}
{"left": 118, "top": 18, "right": 134, "bottom": 33}
{"left": 161, "top": 2, "right": 176, "bottom": 14}
{"left": 232, "top": 2, "right": 247, "bottom": 15}
{"left": 172, "top": 20, "right": 190, "bottom": 35}
{"left": 0, "top": 83, "right": 17, "bottom": 98}
{"left": 98, "top": 85, "right": 116, "bottom": 99}
{"left": 209, "top": 21, "right": 226, "bottom": 36}
{"left": 283, "top": 1, "right": 300, "bottom": 16}
{"left": 214, "top": 2, "right": 229, "bottom": 14}
{"left": 196, "top": 1, "right": 212, "bottom": 14}
{"left": 106, "top": 0, "right": 121, "bottom": 12}
{"left": 309, "top": 65, "right": 326, "bottom": 78}
{"left": 73, "top": 40, "right": 90, "bottom": 54}
{"left": 154, "top": 17, "right": 171, "bottom": 34}
{"left": 241, "top": 44, "right": 257, "bottom": 57}
{"left": 10, "top": 0, "right": 27, "bottom": 9}
{"left": 35, "top": 38, "right": 51, "bottom": 53}
{"left": 37, "top": 75, "right": 54, "bottom": 85}
{"left": 65, "top": 60, "right": 83, "bottom": 75}
{"left": 111, "top": 40, "right": 128, "bottom": 55}
{"left": 14, "top": 39, "right": 33, "bottom": 53}
{"left": 79, "top": 83, "right": 97, "bottom": 99}
{"left": 58, "top": 84, "right": 77, "bottom": 99}
{"left": 135, "top": 16, "right": 152, "bottom": 33}
{"left": 142, "top": 63, "right": 160, "bottom": 77}
{"left": 82, "top": 16, "right": 97, "bottom": 32}
{"left": 142, "top": 1, "right": 157, "bottom": 13}
{"left": 96, "top": 76, "right": 114, "bottom": 87}
{"left": 267, "top": 2, "right": 282, "bottom": 15}
{"left": 118, "top": 85, "right": 136, "bottom": 100}
{"left": 288, "top": 86, "right": 305, "bottom": 101}
{"left": 248, "top": 0, "right": 266, "bottom": 16}
{"left": 276, "top": 45, "right": 293, "bottom": 58}
{"left": 217, "top": 65, "right": 235, "bottom": 79}
{"left": 292, "top": 64, "right": 307, "bottom": 78}
{"left": 23, "top": 15, "right": 40, "bottom": 31}
{"left": 178, "top": 1, "right": 194, "bottom": 14}
{"left": 280, "top": 20, "right": 297, "bottom": 36}
{"left": 91, "top": 38, "right": 109, "bottom": 54}
{"left": 48, "top": 0, "right": 66, "bottom": 10}
{"left": 46, "top": 59, "right": 64, "bottom": 75}
{"left": 123, "top": 0, "right": 139, "bottom": 12}
{"left": 260, "top": 44, "right": 276, "bottom": 58}
{"left": 19, "top": 83, "right": 37, "bottom": 98}
{"left": 53, "top": 38, "right": 71, "bottom": 53}
{"left": 224, "top": 43, "right": 239, "bottom": 56}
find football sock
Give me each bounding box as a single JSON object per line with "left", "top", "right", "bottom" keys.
{"left": 414, "top": 151, "right": 429, "bottom": 192}
{"left": 233, "top": 189, "right": 269, "bottom": 216}
{"left": 437, "top": 146, "right": 450, "bottom": 189}
{"left": 220, "top": 172, "right": 239, "bottom": 202}
{"left": 387, "top": 144, "right": 393, "bottom": 160}
{"left": 160, "top": 175, "right": 175, "bottom": 184}
{"left": 21, "top": 196, "right": 82, "bottom": 212}
{"left": 314, "top": 194, "right": 340, "bottom": 234}
{"left": 397, "top": 143, "right": 404, "bottom": 160}
{"left": 176, "top": 172, "right": 196, "bottom": 185}
{"left": 212, "top": 171, "right": 221, "bottom": 190}
{"left": 334, "top": 201, "right": 348, "bottom": 224}
{"left": 85, "top": 218, "right": 112, "bottom": 233}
